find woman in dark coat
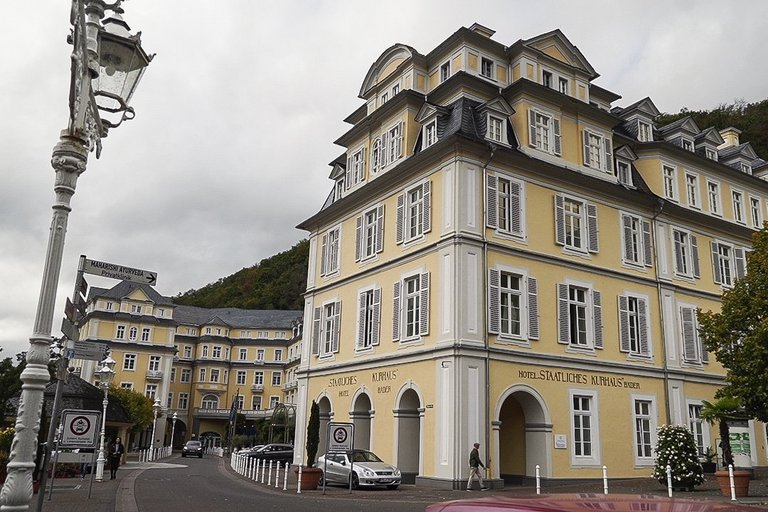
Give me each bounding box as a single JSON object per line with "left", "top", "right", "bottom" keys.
{"left": 109, "top": 437, "right": 125, "bottom": 480}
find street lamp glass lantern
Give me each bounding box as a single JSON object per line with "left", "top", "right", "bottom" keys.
{"left": 97, "top": 364, "right": 115, "bottom": 387}
{"left": 153, "top": 399, "right": 161, "bottom": 414}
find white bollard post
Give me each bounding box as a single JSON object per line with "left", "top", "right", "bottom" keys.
{"left": 275, "top": 461, "right": 281, "bottom": 488}
{"left": 268, "top": 460, "right": 273, "bottom": 486}
{"left": 297, "top": 465, "right": 303, "bottom": 494}
{"left": 602, "top": 466, "right": 608, "bottom": 495}
{"left": 283, "top": 463, "right": 289, "bottom": 491}
{"left": 729, "top": 464, "right": 736, "bottom": 501}
{"left": 666, "top": 465, "right": 673, "bottom": 498}
{"left": 261, "top": 459, "right": 266, "bottom": 483}
{"left": 255, "top": 459, "right": 261, "bottom": 480}
{"left": 535, "top": 464, "right": 541, "bottom": 495}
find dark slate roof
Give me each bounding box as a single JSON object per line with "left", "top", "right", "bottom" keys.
{"left": 87, "top": 281, "right": 174, "bottom": 306}
{"left": 718, "top": 142, "right": 752, "bottom": 160}
{"left": 657, "top": 116, "right": 697, "bottom": 136}
{"left": 173, "top": 305, "right": 302, "bottom": 329}
{"left": 753, "top": 157, "right": 768, "bottom": 170}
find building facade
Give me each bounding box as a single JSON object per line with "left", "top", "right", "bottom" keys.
{"left": 76, "top": 281, "right": 303, "bottom": 449}
{"left": 293, "top": 24, "right": 768, "bottom": 487}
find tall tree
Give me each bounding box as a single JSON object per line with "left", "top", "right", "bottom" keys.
{"left": 698, "top": 226, "right": 768, "bottom": 422}
{"left": 0, "top": 351, "right": 26, "bottom": 427}
{"left": 109, "top": 385, "right": 154, "bottom": 433}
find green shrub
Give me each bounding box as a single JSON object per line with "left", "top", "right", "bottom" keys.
{"left": 652, "top": 424, "right": 704, "bottom": 489}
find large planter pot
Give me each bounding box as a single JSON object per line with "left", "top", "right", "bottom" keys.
{"left": 701, "top": 462, "right": 717, "bottom": 474}
{"left": 295, "top": 466, "right": 322, "bottom": 491}
{"left": 715, "top": 469, "right": 751, "bottom": 497}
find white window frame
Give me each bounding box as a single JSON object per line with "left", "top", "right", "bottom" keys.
{"left": 178, "top": 393, "right": 189, "bottom": 410}
{"left": 486, "top": 173, "right": 525, "bottom": 240}
{"left": 145, "top": 384, "right": 157, "bottom": 400}
{"left": 212, "top": 346, "right": 221, "bottom": 359}
{"left": 687, "top": 401, "right": 711, "bottom": 456}
{"left": 320, "top": 225, "right": 341, "bottom": 277}
{"left": 582, "top": 128, "right": 613, "bottom": 174}
{"left": 128, "top": 326, "right": 137, "bottom": 341}
{"left": 253, "top": 371, "right": 264, "bottom": 385}
{"left": 312, "top": 299, "right": 341, "bottom": 358}
{"left": 148, "top": 355, "right": 161, "bottom": 372}
{"left": 741, "top": 162, "right": 752, "bottom": 174}
{"left": 707, "top": 179, "right": 722, "bottom": 216}
{"left": 423, "top": 118, "right": 437, "bottom": 149}
{"left": 711, "top": 241, "right": 746, "bottom": 288}
{"left": 393, "top": 270, "right": 430, "bottom": 343}
{"left": 480, "top": 57, "right": 494, "bottom": 79}
{"left": 750, "top": 196, "right": 763, "bottom": 229}
{"left": 637, "top": 120, "right": 652, "bottom": 142}
{"left": 615, "top": 159, "right": 633, "bottom": 186}
{"left": 679, "top": 303, "right": 708, "bottom": 365}
{"left": 251, "top": 396, "right": 262, "bottom": 411}
{"left": 210, "top": 369, "right": 219, "bottom": 383}
{"left": 558, "top": 77, "right": 568, "bottom": 95}
{"left": 269, "top": 396, "right": 280, "bottom": 409}
{"left": 732, "top": 189, "right": 745, "bottom": 224}
{"left": 557, "top": 280, "right": 602, "bottom": 351}
{"left": 440, "top": 61, "right": 450, "bottom": 82}
{"left": 356, "top": 205, "right": 384, "bottom": 262}
{"left": 569, "top": 389, "right": 600, "bottom": 466}
{"left": 180, "top": 368, "right": 191, "bottom": 383}
{"left": 238, "top": 348, "right": 247, "bottom": 361}
{"left": 345, "top": 146, "right": 366, "bottom": 190}
{"left": 123, "top": 353, "right": 136, "bottom": 371}
{"left": 542, "top": 69, "right": 552, "bottom": 88}
{"left": 119, "top": 382, "right": 133, "bottom": 390}
{"left": 486, "top": 114, "right": 506, "bottom": 144}
{"left": 488, "top": 265, "right": 539, "bottom": 343}
{"left": 271, "top": 371, "right": 282, "bottom": 386}
{"left": 662, "top": 164, "right": 678, "bottom": 201}
{"left": 672, "top": 228, "right": 700, "bottom": 279}
{"left": 356, "top": 286, "right": 381, "bottom": 351}
{"left": 199, "top": 368, "right": 206, "bottom": 382}
{"left": 274, "top": 349, "right": 282, "bottom": 362}
{"left": 681, "top": 138, "right": 694, "bottom": 152}
{"left": 256, "top": 349, "right": 264, "bottom": 361}
{"left": 631, "top": 395, "right": 657, "bottom": 465}
{"left": 685, "top": 172, "right": 700, "bottom": 209}
{"left": 620, "top": 212, "right": 652, "bottom": 267}
{"left": 705, "top": 148, "right": 718, "bottom": 161}
{"left": 201, "top": 345, "right": 209, "bottom": 358}
{"left": 555, "top": 194, "right": 598, "bottom": 254}
{"left": 183, "top": 346, "right": 192, "bottom": 359}
{"left": 618, "top": 293, "right": 652, "bottom": 358}
{"left": 236, "top": 370, "right": 246, "bottom": 385}
{"left": 528, "top": 108, "right": 561, "bottom": 156}
{"left": 397, "top": 181, "right": 431, "bottom": 245}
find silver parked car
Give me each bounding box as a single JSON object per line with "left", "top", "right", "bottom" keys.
{"left": 318, "top": 450, "right": 401, "bottom": 489}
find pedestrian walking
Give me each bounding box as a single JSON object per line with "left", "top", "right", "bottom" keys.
{"left": 109, "top": 437, "right": 125, "bottom": 480}
{"left": 467, "top": 442, "right": 488, "bottom": 490}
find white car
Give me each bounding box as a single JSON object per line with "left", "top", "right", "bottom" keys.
{"left": 318, "top": 450, "right": 401, "bottom": 489}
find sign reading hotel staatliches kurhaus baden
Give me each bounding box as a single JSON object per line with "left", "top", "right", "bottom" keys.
{"left": 517, "top": 368, "right": 641, "bottom": 389}
{"left": 328, "top": 369, "right": 399, "bottom": 397}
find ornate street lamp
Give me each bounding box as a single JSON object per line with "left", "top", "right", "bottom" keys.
{"left": 0, "top": 1, "right": 151, "bottom": 509}
{"left": 170, "top": 412, "right": 178, "bottom": 451}
{"left": 94, "top": 357, "right": 116, "bottom": 482}
{"left": 149, "top": 399, "right": 161, "bottom": 461}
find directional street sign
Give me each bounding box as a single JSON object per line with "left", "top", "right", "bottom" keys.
{"left": 83, "top": 258, "right": 158, "bottom": 286}
{"left": 66, "top": 341, "right": 109, "bottom": 362}
{"left": 60, "top": 409, "right": 101, "bottom": 449}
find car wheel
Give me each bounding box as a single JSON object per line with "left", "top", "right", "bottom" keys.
{"left": 350, "top": 473, "right": 360, "bottom": 490}
{"left": 387, "top": 484, "right": 399, "bottom": 490}
{"left": 318, "top": 474, "right": 324, "bottom": 486}
{"left": 181, "top": 454, "right": 185, "bottom": 458}
{"left": 198, "top": 454, "right": 203, "bottom": 458}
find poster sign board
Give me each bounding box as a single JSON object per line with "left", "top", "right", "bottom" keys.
{"left": 327, "top": 422, "right": 354, "bottom": 452}
{"left": 60, "top": 409, "right": 101, "bottom": 449}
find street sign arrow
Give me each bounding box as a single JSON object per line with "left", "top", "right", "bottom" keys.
{"left": 83, "top": 258, "right": 158, "bottom": 286}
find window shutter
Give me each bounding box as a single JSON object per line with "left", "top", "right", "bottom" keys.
{"left": 638, "top": 298, "right": 649, "bottom": 356}
{"left": 423, "top": 181, "right": 432, "bottom": 234}
{"left": 381, "top": 132, "right": 389, "bottom": 167}
{"left": 486, "top": 174, "right": 498, "bottom": 229}
{"left": 681, "top": 307, "right": 698, "bottom": 362}
{"left": 488, "top": 269, "right": 500, "bottom": 334}
{"left": 604, "top": 137, "right": 613, "bottom": 173}
{"left": 528, "top": 276, "right": 539, "bottom": 340}
{"left": 320, "top": 234, "right": 328, "bottom": 276}
{"left": 735, "top": 248, "right": 746, "bottom": 278}
{"left": 642, "top": 220, "right": 653, "bottom": 266}
{"left": 355, "top": 215, "right": 363, "bottom": 262}
{"left": 396, "top": 122, "right": 404, "bottom": 158}
{"left": 711, "top": 242, "right": 722, "bottom": 284}
{"left": 375, "top": 205, "right": 385, "bottom": 253}
{"left": 510, "top": 180, "right": 522, "bottom": 235}
{"left": 361, "top": 147, "right": 367, "bottom": 181}
{"left": 622, "top": 215, "right": 633, "bottom": 262}
{"left": 371, "top": 288, "right": 381, "bottom": 346}
{"left": 419, "top": 272, "right": 430, "bottom": 336}
{"left": 691, "top": 235, "right": 700, "bottom": 278}
{"left": 528, "top": 109, "right": 537, "bottom": 148}
{"left": 582, "top": 130, "right": 591, "bottom": 167}
{"left": 357, "top": 292, "right": 367, "bottom": 349}
{"left": 331, "top": 301, "right": 341, "bottom": 353}
{"left": 396, "top": 193, "right": 405, "bottom": 244}
{"left": 557, "top": 283, "right": 569, "bottom": 344}
{"left": 312, "top": 307, "right": 321, "bottom": 355}
{"left": 554, "top": 195, "right": 565, "bottom": 245}
{"left": 618, "top": 295, "right": 630, "bottom": 353}
{"left": 701, "top": 338, "right": 709, "bottom": 363}
{"left": 593, "top": 290, "right": 603, "bottom": 349}
{"left": 587, "top": 203, "right": 599, "bottom": 253}
{"left": 392, "top": 281, "right": 401, "bottom": 341}
{"left": 553, "top": 118, "right": 562, "bottom": 156}
{"left": 345, "top": 156, "right": 352, "bottom": 189}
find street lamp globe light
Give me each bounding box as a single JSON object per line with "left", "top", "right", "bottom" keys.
{"left": 94, "top": 357, "right": 116, "bottom": 482}
{"left": 170, "top": 412, "right": 178, "bottom": 451}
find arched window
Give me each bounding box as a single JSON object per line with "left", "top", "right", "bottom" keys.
{"left": 129, "top": 327, "right": 138, "bottom": 340}
{"left": 371, "top": 138, "right": 381, "bottom": 174}
{"left": 201, "top": 394, "right": 218, "bottom": 409}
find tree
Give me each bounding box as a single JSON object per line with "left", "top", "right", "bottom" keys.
{"left": 0, "top": 351, "right": 26, "bottom": 427}
{"left": 700, "top": 396, "right": 745, "bottom": 467}
{"left": 109, "top": 386, "right": 153, "bottom": 433}
{"left": 305, "top": 400, "right": 320, "bottom": 467}
{"left": 698, "top": 226, "right": 768, "bottom": 422}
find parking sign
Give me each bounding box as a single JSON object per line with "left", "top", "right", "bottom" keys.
{"left": 60, "top": 409, "right": 101, "bottom": 449}
{"left": 327, "top": 422, "right": 354, "bottom": 452}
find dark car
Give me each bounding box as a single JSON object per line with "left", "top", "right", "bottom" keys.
{"left": 247, "top": 443, "right": 293, "bottom": 463}
{"left": 181, "top": 440, "right": 203, "bottom": 458}
{"left": 425, "top": 494, "right": 761, "bottom": 512}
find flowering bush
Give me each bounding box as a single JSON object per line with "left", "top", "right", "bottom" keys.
{"left": 652, "top": 424, "right": 704, "bottom": 489}
{"left": 0, "top": 427, "right": 14, "bottom": 454}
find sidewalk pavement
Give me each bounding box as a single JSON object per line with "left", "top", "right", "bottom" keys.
{"left": 33, "top": 453, "right": 768, "bottom": 512}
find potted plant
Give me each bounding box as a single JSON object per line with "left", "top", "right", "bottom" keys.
{"left": 701, "top": 447, "right": 718, "bottom": 474}
{"left": 652, "top": 424, "right": 704, "bottom": 491}
{"left": 701, "top": 397, "right": 751, "bottom": 497}
{"left": 295, "top": 400, "right": 322, "bottom": 490}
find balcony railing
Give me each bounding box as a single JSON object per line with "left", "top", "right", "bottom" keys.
{"left": 146, "top": 370, "right": 163, "bottom": 380}
{"left": 283, "top": 381, "right": 297, "bottom": 391}
{"left": 251, "top": 384, "right": 264, "bottom": 393}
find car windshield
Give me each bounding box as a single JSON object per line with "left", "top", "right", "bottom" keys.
{"left": 185, "top": 442, "right": 201, "bottom": 447}
{"left": 349, "top": 450, "right": 382, "bottom": 463}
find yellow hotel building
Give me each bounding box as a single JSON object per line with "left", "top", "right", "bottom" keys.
{"left": 76, "top": 281, "right": 303, "bottom": 449}
{"left": 294, "top": 24, "right": 768, "bottom": 487}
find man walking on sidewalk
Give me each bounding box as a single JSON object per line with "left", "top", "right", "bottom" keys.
{"left": 467, "top": 442, "right": 488, "bottom": 491}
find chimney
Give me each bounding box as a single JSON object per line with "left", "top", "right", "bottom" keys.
{"left": 469, "top": 23, "right": 495, "bottom": 39}
{"left": 718, "top": 127, "right": 742, "bottom": 149}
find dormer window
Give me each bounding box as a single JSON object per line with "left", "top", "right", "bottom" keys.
{"left": 558, "top": 77, "right": 568, "bottom": 95}
{"left": 481, "top": 57, "right": 494, "bottom": 79}
{"left": 616, "top": 160, "right": 633, "bottom": 186}
{"left": 582, "top": 129, "right": 613, "bottom": 173}
{"left": 371, "top": 138, "right": 382, "bottom": 174}
{"left": 423, "top": 119, "right": 437, "bottom": 149}
{"left": 345, "top": 147, "right": 366, "bottom": 190}
{"left": 741, "top": 163, "right": 752, "bottom": 174}
{"left": 334, "top": 180, "right": 343, "bottom": 201}
{"left": 705, "top": 148, "right": 718, "bottom": 161}
{"left": 637, "top": 121, "right": 652, "bottom": 142}
{"left": 440, "top": 62, "right": 450, "bottom": 82}
{"left": 487, "top": 115, "right": 506, "bottom": 144}
{"left": 381, "top": 92, "right": 388, "bottom": 104}
{"left": 542, "top": 70, "right": 552, "bottom": 88}
{"left": 681, "top": 138, "right": 694, "bottom": 152}
{"left": 391, "top": 84, "right": 400, "bottom": 96}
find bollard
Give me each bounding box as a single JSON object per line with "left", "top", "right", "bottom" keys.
{"left": 283, "top": 463, "right": 289, "bottom": 491}
{"left": 275, "top": 461, "right": 281, "bottom": 488}
{"left": 602, "top": 466, "right": 608, "bottom": 495}
{"left": 297, "top": 465, "right": 303, "bottom": 494}
{"left": 535, "top": 465, "right": 540, "bottom": 495}
{"left": 666, "top": 465, "right": 672, "bottom": 498}
{"left": 728, "top": 464, "right": 736, "bottom": 501}
{"left": 268, "top": 460, "right": 274, "bottom": 486}
{"left": 255, "top": 459, "right": 261, "bottom": 481}
{"left": 261, "top": 459, "right": 266, "bottom": 483}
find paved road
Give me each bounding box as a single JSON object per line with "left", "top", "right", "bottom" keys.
{"left": 134, "top": 456, "right": 432, "bottom": 512}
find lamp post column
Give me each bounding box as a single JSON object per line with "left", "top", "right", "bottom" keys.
{"left": 149, "top": 400, "right": 160, "bottom": 461}
{"left": 170, "top": 412, "right": 178, "bottom": 451}
{"left": 95, "top": 384, "right": 109, "bottom": 482}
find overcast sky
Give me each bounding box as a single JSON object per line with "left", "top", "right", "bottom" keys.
{"left": 1, "top": 0, "right": 767, "bottom": 358}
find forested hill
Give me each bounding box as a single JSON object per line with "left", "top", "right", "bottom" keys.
{"left": 657, "top": 99, "right": 768, "bottom": 158}
{"left": 173, "top": 239, "right": 309, "bottom": 310}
